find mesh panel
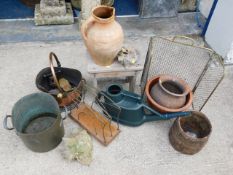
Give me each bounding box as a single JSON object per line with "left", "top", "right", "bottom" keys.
{"left": 141, "top": 37, "right": 224, "bottom": 111}
{"left": 192, "top": 54, "right": 224, "bottom": 110}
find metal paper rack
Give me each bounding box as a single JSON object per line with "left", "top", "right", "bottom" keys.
{"left": 69, "top": 81, "right": 121, "bottom": 146}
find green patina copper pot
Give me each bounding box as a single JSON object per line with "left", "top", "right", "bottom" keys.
{"left": 3, "top": 92, "right": 65, "bottom": 152}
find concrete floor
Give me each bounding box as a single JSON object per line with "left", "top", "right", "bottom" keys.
{"left": 0, "top": 14, "right": 233, "bottom": 175}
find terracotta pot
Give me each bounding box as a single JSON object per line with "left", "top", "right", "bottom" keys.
{"left": 169, "top": 111, "right": 212, "bottom": 155}
{"left": 150, "top": 75, "right": 191, "bottom": 109}
{"left": 81, "top": 5, "right": 124, "bottom": 66}
{"left": 145, "top": 75, "right": 193, "bottom": 113}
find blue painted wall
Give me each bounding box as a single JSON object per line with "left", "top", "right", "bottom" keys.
{"left": 0, "top": 0, "right": 139, "bottom": 19}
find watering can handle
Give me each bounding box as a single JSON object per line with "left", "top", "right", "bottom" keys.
{"left": 49, "top": 52, "right": 63, "bottom": 92}
{"left": 142, "top": 104, "right": 164, "bottom": 122}
{"left": 3, "top": 115, "right": 14, "bottom": 130}
{"left": 142, "top": 104, "right": 162, "bottom": 117}
{"left": 121, "top": 91, "right": 141, "bottom": 100}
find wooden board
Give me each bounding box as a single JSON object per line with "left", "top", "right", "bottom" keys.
{"left": 70, "top": 103, "right": 120, "bottom": 146}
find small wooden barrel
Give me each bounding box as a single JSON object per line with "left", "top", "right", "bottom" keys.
{"left": 169, "top": 111, "right": 212, "bottom": 155}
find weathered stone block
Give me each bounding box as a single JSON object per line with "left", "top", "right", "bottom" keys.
{"left": 139, "top": 0, "right": 180, "bottom": 18}
{"left": 40, "top": 0, "right": 66, "bottom": 16}
{"left": 80, "top": 0, "right": 100, "bottom": 19}
{"left": 35, "top": 3, "right": 74, "bottom": 25}
{"left": 41, "top": 0, "right": 60, "bottom": 6}
{"left": 179, "top": 0, "right": 197, "bottom": 12}
{"left": 79, "top": 0, "right": 100, "bottom": 27}
{"left": 101, "top": 0, "right": 114, "bottom": 6}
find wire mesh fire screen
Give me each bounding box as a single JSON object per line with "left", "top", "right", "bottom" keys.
{"left": 141, "top": 36, "right": 224, "bottom": 111}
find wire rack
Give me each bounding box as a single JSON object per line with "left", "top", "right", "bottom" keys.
{"left": 68, "top": 81, "right": 121, "bottom": 145}
{"left": 141, "top": 36, "right": 224, "bottom": 111}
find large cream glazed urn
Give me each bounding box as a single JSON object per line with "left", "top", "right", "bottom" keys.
{"left": 81, "top": 5, "right": 124, "bottom": 66}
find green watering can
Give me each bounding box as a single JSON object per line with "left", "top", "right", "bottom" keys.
{"left": 99, "top": 84, "right": 190, "bottom": 126}
{"left": 3, "top": 92, "right": 65, "bottom": 152}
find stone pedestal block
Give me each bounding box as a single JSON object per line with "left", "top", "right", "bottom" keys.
{"left": 40, "top": 0, "right": 67, "bottom": 16}
{"left": 34, "top": 0, "right": 74, "bottom": 25}
{"left": 41, "top": 0, "right": 60, "bottom": 6}
{"left": 34, "top": 0, "right": 74, "bottom": 26}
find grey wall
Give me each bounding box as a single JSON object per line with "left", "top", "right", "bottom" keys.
{"left": 199, "top": 0, "right": 213, "bottom": 18}
{"left": 139, "top": 0, "right": 180, "bottom": 18}
{"left": 205, "top": 0, "right": 233, "bottom": 59}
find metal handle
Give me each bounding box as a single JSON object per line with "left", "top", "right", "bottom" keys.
{"left": 3, "top": 115, "right": 14, "bottom": 130}
{"left": 49, "top": 52, "right": 63, "bottom": 92}
{"left": 172, "top": 35, "right": 195, "bottom": 46}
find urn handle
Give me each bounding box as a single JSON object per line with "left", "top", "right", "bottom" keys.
{"left": 81, "top": 16, "right": 95, "bottom": 42}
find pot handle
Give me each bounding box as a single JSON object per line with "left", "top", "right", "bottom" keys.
{"left": 81, "top": 16, "right": 95, "bottom": 42}
{"left": 3, "top": 115, "right": 14, "bottom": 130}
{"left": 49, "top": 52, "right": 63, "bottom": 92}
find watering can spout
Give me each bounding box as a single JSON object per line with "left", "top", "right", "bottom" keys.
{"left": 161, "top": 111, "right": 191, "bottom": 120}
{"left": 143, "top": 103, "right": 191, "bottom": 122}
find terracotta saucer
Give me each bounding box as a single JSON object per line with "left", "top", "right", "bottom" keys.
{"left": 145, "top": 75, "right": 193, "bottom": 113}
